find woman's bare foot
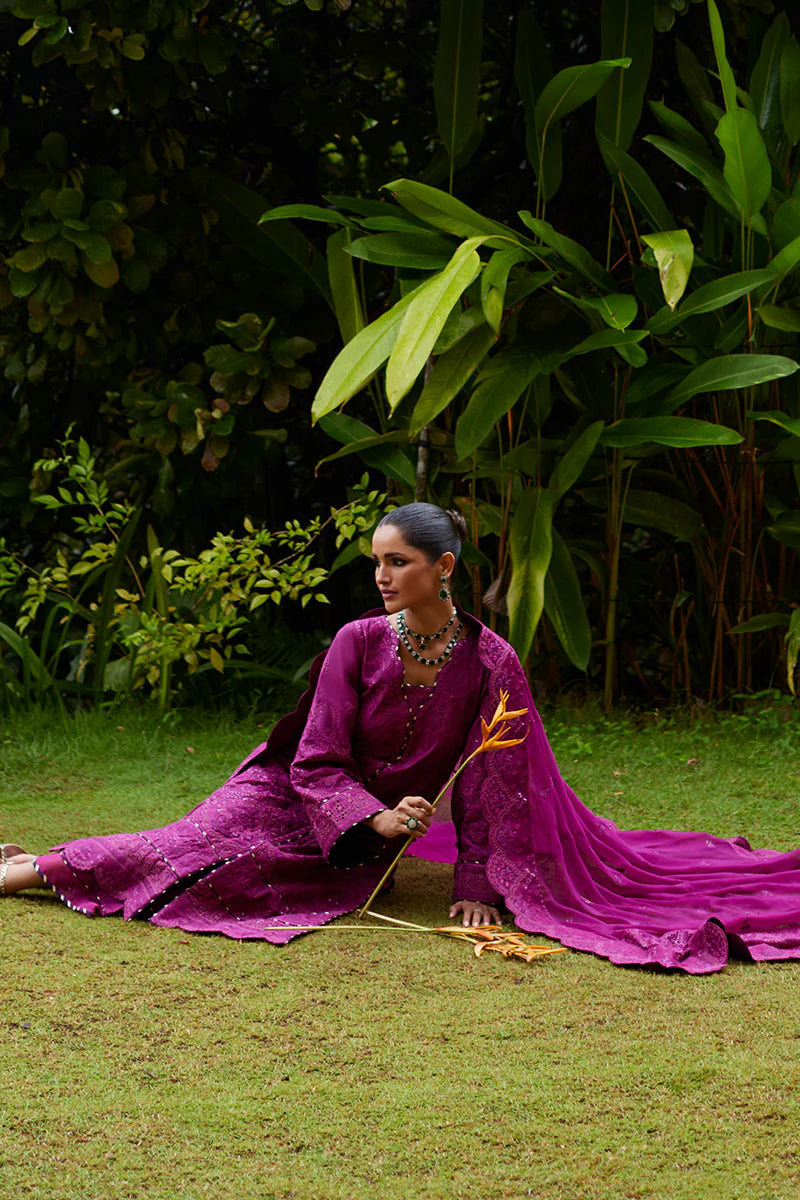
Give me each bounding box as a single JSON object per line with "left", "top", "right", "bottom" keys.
{"left": 0, "top": 859, "right": 44, "bottom": 896}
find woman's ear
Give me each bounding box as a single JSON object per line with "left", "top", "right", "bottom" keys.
{"left": 437, "top": 550, "right": 456, "bottom": 577}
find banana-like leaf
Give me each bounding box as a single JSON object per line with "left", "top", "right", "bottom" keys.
{"left": 781, "top": 36, "right": 800, "bottom": 147}
{"left": 208, "top": 175, "right": 331, "bottom": 304}
{"left": 313, "top": 279, "right": 428, "bottom": 421}
{"left": 384, "top": 179, "right": 519, "bottom": 244}
{"left": 595, "top": 0, "right": 654, "bottom": 151}
{"left": 770, "top": 233, "right": 800, "bottom": 280}
{"left": 434, "top": 0, "right": 484, "bottom": 158}
{"left": 641, "top": 229, "right": 694, "bottom": 311}
{"left": 644, "top": 136, "right": 766, "bottom": 234}
{"left": 675, "top": 38, "right": 718, "bottom": 140}
{"left": 580, "top": 487, "right": 704, "bottom": 538}
{"left": 554, "top": 287, "right": 638, "bottom": 331}
{"left": 514, "top": 9, "right": 559, "bottom": 195}
{"left": 729, "top": 613, "right": 790, "bottom": 633}
{"left": 624, "top": 363, "right": 691, "bottom": 406}
{"left": 259, "top": 204, "right": 353, "bottom": 227}
{"left": 767, "top": 512, "right": 800, "bottom": 553}
{"left": 386, "top": 240, "right": 484, "bottom": 409}
{"left": 648, "top": 99, "right": 709, "bottom": 154}
{"left": 548, "top": 421, "right": 604, "bottom": 504}
{"left": 601, "top": 416, "right": 742, "bottom": 448}
{"left": 347, "top": 232, "right": 456, "bottom": 269}
{"left": 773, "top": 201, "right": 800, "bottom": 253}
{"left": 757, "top": 305, "right": 800, "bottom": 333}
{"left": 647, "top": 267, "right": 778, "bottom": 333}
{"left": 507, "top": 487, "right": 554, "bottom": 663}
{"left": 715, "top": 109, "right": 772, "bottom": 229}
{"left": 454, "top": 350, "right": 541, "bottom": 460}
{"left": 543, "top": 530, "right": 592, "bottom": 671}
{"left": 533, "top": 57, "right": 630, "bottom": 201}
{"left": 517, "top": 214, "right": 613, "bottom": 288}
{"left": 750, "top": 13, "right": 789, "bottom": 145}
{"left": 749, "top": 410, "right": 800, "bottom": 438}
{"left": 327, "top": 228, "right": 364, "bottom": 345}
{"left": 665, "top": 353, "right": 799, "bottom": 408}
{"left": 410, "top": 322, "right": 497, "bottom": 436}
{"left": 597, "top": 133, "right": 675, "bottom": 232}
{"left": 481, "top": 247, "right": 530, "bottom": 332}
{"left": 318, "top": 414, "right": 417, "bottom": 489}
{"left": 567, "top": 328, "right": 648, "bottom": 358}
{"left": 708, "top": 0, "right": 738, "bottom": 114}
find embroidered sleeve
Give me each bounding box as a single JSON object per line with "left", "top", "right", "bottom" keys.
{"left": 289, "top": 622, "right": 386, "bottom": 865}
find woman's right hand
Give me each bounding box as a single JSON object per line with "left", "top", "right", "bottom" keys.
{"left": 366, "top": 795, "right": 433, "bottom": 841}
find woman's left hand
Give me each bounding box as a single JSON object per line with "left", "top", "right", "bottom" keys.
{"left": 449, "top": 900, "right": 502, "bottom": 928}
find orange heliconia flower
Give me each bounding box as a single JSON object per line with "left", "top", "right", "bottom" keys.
{"left": 479, "top": 689, "right": 529, "bottom": 752}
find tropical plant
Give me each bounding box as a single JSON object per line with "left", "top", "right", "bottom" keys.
{"left": 260, "top": 0, "right": 800, "bottom": 707}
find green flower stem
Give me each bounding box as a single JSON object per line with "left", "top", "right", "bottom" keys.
{"left": 356, "top": 745, "right": 483, "bottom": 920}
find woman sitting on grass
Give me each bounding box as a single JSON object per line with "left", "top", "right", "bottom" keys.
{"left": 4, "top": 501, "right": 800, "bottom": 975}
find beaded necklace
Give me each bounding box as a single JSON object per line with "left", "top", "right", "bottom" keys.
{"left": 396, "top": 608, "right": 462, "bottom": 667}
{"left": 401, "top": 608, "right": 457, "bottom": 652}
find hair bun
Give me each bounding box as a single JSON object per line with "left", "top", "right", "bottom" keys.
{"left": 445, "top": 508, "right": 468, "bottom": 543}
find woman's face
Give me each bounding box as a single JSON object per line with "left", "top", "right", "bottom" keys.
{"left": 371, "top": 525, "right": 445, "bottom": 613}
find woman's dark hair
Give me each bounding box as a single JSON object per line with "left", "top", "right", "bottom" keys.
{"left": 376, "top": 502, "right": 468, "bottom": 562}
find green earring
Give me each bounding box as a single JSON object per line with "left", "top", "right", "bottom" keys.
{"left": 439, "top": 576, "right": 450, "bottom": 602}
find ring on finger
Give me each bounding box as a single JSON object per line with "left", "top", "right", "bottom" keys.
{"left": 405, "top": 816, "right": 419, "bottom": 831}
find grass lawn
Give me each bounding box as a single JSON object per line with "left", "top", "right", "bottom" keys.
{"left": 2, "top": 702, "right": 800, "bottom": 1200}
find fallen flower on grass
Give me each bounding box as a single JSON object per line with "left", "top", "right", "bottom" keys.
{"left": 433, "top": 925, "right": 567, "bottom": 962}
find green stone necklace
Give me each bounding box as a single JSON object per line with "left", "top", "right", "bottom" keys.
{"left": 401, "top": 608, "right": 458, "bottom": 652}
{"left": 397, "top": 608, "right": 462, "bottom": 667}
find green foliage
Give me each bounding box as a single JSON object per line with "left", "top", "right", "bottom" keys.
{"left": 0, "top": 434, "right": 385, "bottom": 711}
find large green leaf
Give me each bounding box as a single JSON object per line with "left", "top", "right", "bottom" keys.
{"left": 259, "top": 204, "right": 353, "bottom": 227}
{"left": 757, "top": 305, "right": 800, "bottom": 333}
{"left": 580, "top": 487, "right": 704, "bottom": 538}
{"left": 707, "top": 0, "right": 737, "bottom": 114}
{"left": 648, "top": 100, "right": 709, "bottom": 155}
{"left": 749, "top": 410, "right": 800, "bottom": 438}
{"left": 514, "top": 10, "right": 560, "bottom": 196}
{"left": 567, "top": 328, "right": 648, "bottom": 359}
{"left": 533, "top": 57, "right": 630, "bottom": 201}
{"left": 665, "top": 354, "right": 800, "bottom": 408}
{"left": 781, "top": 35, "right": 800, "bottom": 147}
{"left": 434, "top": 0, "right": 483, "bottom": 158}
{"left": 595, "top": 0, "right": 654, "bottom": 151}
{"left": 317, "top": 414, "right": 417, "bottom": 489}
{"left": 601, "top": 416, "right": 743, "bottom": 448}
{"left": 0, "top": 621, "right": 53, "bottom": 689}
{"left": 675, "top": 38, "right": 718, "bottom": 140}
{"left": 384, "top": 179, "right": 518, "bottom": 244}
{"left": 543, "top": 530, "right": 592, "bottom": 671}
{"left": 750, "top": 14, "right": 789, "bottom": 146}
{"left": 454, "top": 350, "right": 541, "bottom": 459}
{"left": 535, "top": 57, "right": 631, "bottom": 128}
{"left": 715, "top": 109, "right": 772, "bottom": 228}
{"left": 641, "top": 229, "right": 694, "bottom": 312}
{"left": 555, "top": 287, "right": 638, "bottom": 331}
{"left": 644, "top": 136, "right": 766, "bottom": 233}
{"left": 312, "top": 280, "right": 428, "bottom": 421}
{"left": 347, "top": 232, "right": 456, "bottom": 269}
{"left": 517, "top": 214, "right": 613, "bottom": 289}
{"left": 327, "top": 228, "right": 364, "bottom": 346}
{"left": 770, "top": 233, "right": 800, "bottom": 280}
{"left": 647, "top": 267, "right": 778, "bottom": 333}
{"left": 208, "top": 175, "right": 331, "bottom": 305}
{"left": 409, "top": 322, "right": 497, "bottom": 436}
{"left": 597, "top": 134, "right": 675, "bottom": 232}
{"left": 767, "top": 512, "right": 800, "bottom": 553}
{"left": 481, "top": 247, "right": 530, "bottom": 333}
{"left": 506, "top": 487, "right": 554, "bottom": 663}
{"left": 385, "top": 240, "right": 484, "bottom": 409}
{"left": 548, "top": 421, "right": 604, "bottom": 503}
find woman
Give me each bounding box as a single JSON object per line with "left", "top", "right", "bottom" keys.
{"left": 4, "top": 502, "right": 800, "bottom": 975}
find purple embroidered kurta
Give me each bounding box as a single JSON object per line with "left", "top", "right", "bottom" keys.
{"left": 36, "top": 615, "right": 499, "bottom": 943}
{"left": 36, "top": 613, "right": 800, "bottom": 974}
